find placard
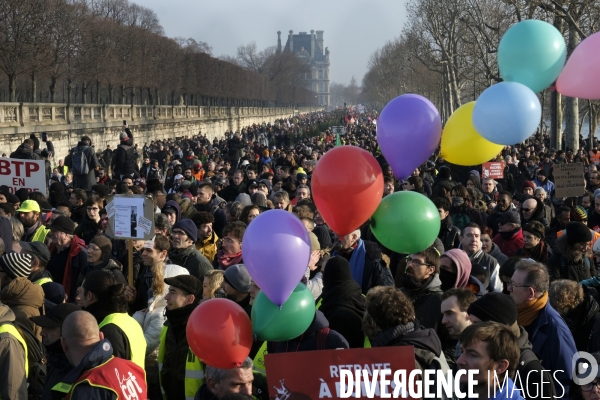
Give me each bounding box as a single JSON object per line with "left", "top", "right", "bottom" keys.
{"left": 265, "top": 346, "right": 416, "bottom": 399}
{"left": 482, "top": 162, "right": 504, "bottom": 179}
{"left": 332, "top": 126, "right": 345, "bottom": 135}
{"left": 554, "top": 162, "right": 585, "bottom": 198}
{"left": 104, "top": 194, "right": 155, "bottom": 240}
{"left": 0, "top": 158, "right": 46, "bottom": 194}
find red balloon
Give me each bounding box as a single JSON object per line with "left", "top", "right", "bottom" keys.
{"left": 186, "top": 298, "right": 253, "bottom": 369}
{"left": 312, "top": 146, "right": 383, "bottom": 236}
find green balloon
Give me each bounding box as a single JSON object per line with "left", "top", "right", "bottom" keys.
{"left": 370, "top": 191, "right": 440, "bottom": 254}
{"left": 251, "top": 283, "right": 316, "bottom": 341}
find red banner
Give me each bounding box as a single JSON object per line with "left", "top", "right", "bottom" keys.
{"left": 265, "top": 346, "right": 416, "bottom": 399}
{"left": 482, "top": 162, "right": 504, "bottom": 179}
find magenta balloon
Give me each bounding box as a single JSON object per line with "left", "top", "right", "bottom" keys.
{"left": 377, "top": 94, "right": 442, "bottom": 179}
{"left": 242, "top": 210, "right": 311, "bottom": 306}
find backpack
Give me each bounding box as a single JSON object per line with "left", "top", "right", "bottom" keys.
{"left": 71, "top": 146, "right": 89, "bottom": 175}
{"left": 14, "top": 324, "right": 47, "bottom": 399}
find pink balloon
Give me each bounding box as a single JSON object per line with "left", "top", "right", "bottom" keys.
{"left": 557, "top": 31, "right": 600, "bottom": 99}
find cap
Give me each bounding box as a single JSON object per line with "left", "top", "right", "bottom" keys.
{"left": 49, "top": 216, "right": 75, "bottom": 235}
{"left": 248, "top": 180, "right": 259, "bottom": 188}
{"left": 498, "top": 211, "right": 520, "bottom": 225}
{"left": 223, "top": 264, "right": 252, "bottom": 293}
{"left": 164, "top": 275, "right": 203, "bottom": 298}
{"left": 174, "top": 174, "right": 184, "bottom": 181}
{"left": 39, "top": 201, "right": 52, "bottom": 212}
{"left": 30, "top": 303, "right": 81, "bottom": 328}
{"left": 19, "top": 241, "right": 51, "bottom": 264}
{"left": 16, "top": 200, "right": 40, "bottom": 213}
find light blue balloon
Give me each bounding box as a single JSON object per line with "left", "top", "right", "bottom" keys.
{"left": 472, "top": 82, "right": 541, "bottom": 145}
{"left": 498, "top": 20, "right": 566, "bottom": 93}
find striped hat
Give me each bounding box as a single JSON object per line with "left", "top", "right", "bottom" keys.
{"left": 0, "top": 253, "right": 32, "bottom": 279}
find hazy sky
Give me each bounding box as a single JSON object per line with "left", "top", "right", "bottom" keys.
{"left": 130, "top": 0, "right": 409, "bottom": 85}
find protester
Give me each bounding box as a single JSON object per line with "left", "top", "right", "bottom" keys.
{"left": 0, "top": 299, "right": 28, "bottom": 398}
{"left": 169, "top": 219, "right": 214, "bottom": 279}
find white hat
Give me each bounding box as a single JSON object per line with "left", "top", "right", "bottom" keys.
{"left": 174, "top": 174, "right": 183, "bottom": 180}
{"left": 240, "top": 160, "right": 249, "bottom": 167}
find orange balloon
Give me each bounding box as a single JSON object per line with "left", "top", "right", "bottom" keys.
{"left": 312, "top": 146, "right": 383, "bottom": 236}
{"left": 186, "top": 298, "right": 253, "bottom": 369}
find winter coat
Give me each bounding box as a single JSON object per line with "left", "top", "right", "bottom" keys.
{"left": 83, "top": 301, "right": 131, "bottom": 362}
{"left": 114, "top": 138, "right": 136, "bottom": 177}
{"left": 547, "top": 235, "right": 597, "bottom": 282}
{"left": 487, "top": 243, "right": 508, "bottom": 266}
{"left": 267, "top": 310, "right": 349, "bottom": 353}
{"left": 227, "top": 136, "right": 243, "bottom": 161}
{"left": 521, "top": 197, "right": 550, "bottom": 228}
{"left": 43, "top": 339, "right": 73, "bottom": 400}
{"left": 220, "top": 181, "right": 247, "bottom": 202}
{"left": 525, "top": 302, "right": 577, "bottom": 397}
{"left": 398, "top": 274, "right": 443, "bottom": 330}
{"left": 493, "top": 228, "right": 524, "bottom": 258}
{"left": 438, "top": 218, "right": 461, "bottom": 251}
{"left": 0, "top": 304, "right": 28, "bottom": 399}
{"left": 516, "top": 326, "right": 556, "bottom": 400}
{"left": 132, "top": 264, "right": 189, "bottom": 356}
{"left": 487, "top": 203, "right": 517, "bottom": 236}
{"left": 0, "top": 277, "right": 45, "bottom": 342}
{"left": 467, "top": 249, "right": 503, "bottom": 293}
{"left": 168, "top": 244, "right": 214, "bottom": 280}
{"left": 73, "top": 215, "right": 101, "bottom": 245}
{"left": 560, "top": 289, "right": 600, "bottom": 352}
{"left": 588, "top": 209, "right": 600, "bottom": 232}
{"left": 10, "top": 142, "right": 42, "bottom": 160}
{"left": 68, "top": 143, "right": 99, "bottom": 192}
{"left": 195, "top": 201, "right": 227, "bottom": 238}
{"left": 48, "top": 235, "right": 88, "bottom": 301}
{"left": 78, "top": 258, "right": 127, "bottom": 287}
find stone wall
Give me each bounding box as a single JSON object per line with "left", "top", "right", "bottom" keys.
{"left": 0, "top": 103, "right": 319, "bottom": 161}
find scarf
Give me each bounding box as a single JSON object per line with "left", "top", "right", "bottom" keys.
{"left": 517, "top": 291, "right": 548, "bottom": 327}
{"left": 347, "top": 239, "right": 366, "bottom": 288}
{"left": 217, "top": 250, "right": 243, "bottom": 270}
{"left": 371, "top": 322, "right": 415, "bottom": 347}
{"left": 439, "top": 268, "right": 457, "bottom": 292}
{"left": 50, "top": 235, "right": 85, "bottom": 300}
{"left": 520, "top": 241, "right": 548, "bottom": 263}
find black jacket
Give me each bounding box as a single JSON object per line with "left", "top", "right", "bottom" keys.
{"left": 168, "top": 245, "right": 214, "bottom": 280}
{"left": 114, "top": 137, "right": 136, "bottom": 177}
{"left": 398, "top": 274, "right": 443, "bottom": 330}
{"left": 195, "top": 201, "right": 227, "bottom": 238}
{"left": 547, "top": 235, "right": 597, "bottom": 282}
{"left": 438, "top": 218, "right": 460, "bottom": 251}
{"left": 43, "top": 340, "right": 73, "bottom": 400}
{"left": 267, "top": 310, "right": 349, "bottom": 353}
{"left": 68, "top": 143, "right": 98, "bottom": 192}
{"left": 10, "top": 142, "right": 42, "bottom": 160}
{"left": 561, "top": 290, "right": 600, "bottom": 352}
{"left": 83, "top": 302, "right": 131, "bottom": 362}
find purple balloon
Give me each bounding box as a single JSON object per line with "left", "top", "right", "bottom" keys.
{"left": 377, "top": 94, "right": 442, "bottom": 179}
{"left": 242, "top": 210, "right": 311, "bottom": 306}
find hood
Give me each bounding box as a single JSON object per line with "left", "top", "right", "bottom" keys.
{"left": 517, "top": 326, "right": 533, "bottom": 352}
{"left": 394, "top": 326, "right": 442, "bottom": 357}
{"left": 422, "top": 273, "right": 443, "bottom": 295}
{"left": 522, "top": 197, "right": 546, "bottom": 223}
{"left": 17, "top": 142, "right": 34, "bottom": 154}
{"left": 0, "top": 303, "right": 16, "bottom": 324}
{"left": 1, "top": 277, "right": 44, "bottom": 309}
{"left": 443, "top": 249, "right": 471, "bottom": 288}
{"left": 163, "top": 200, "right": 182, "bottom": 222}
{"left": 303, "top": 310, "right": 329, "bottom": 336}
{"left": 151, "top": 264, "right": 190, "bottom": 309}
{"left": 488, "top": 243, "right": 503, "bottom": 258}
{"left": 468, "top": 275, "right": 486, "bottom": 297}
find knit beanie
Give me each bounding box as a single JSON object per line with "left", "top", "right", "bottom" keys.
{"left": 323, "top": 256, "right": 353, "bottom": 285}
{"left": 521, "top": 181, "right": 536, "bottom": 191}
{"left": 251, "top": 192, "right": 267, "bottom": 208}
{"left": 0, "top": 253, "right": 32, "bottom": 279}
{"left": 90, "top": 236, "right": 113, "bottom": 262}
{"left": 467, "top": 292, "right": 517, "bottom": 326}
{"left": 571, "top": 206, "right": 587, "bottom": 222}
{"left": 566, "top": 221, "right": 592, "bottom": 245}
{"left": 172, "top": 219, "right": 198, "bottom": 242}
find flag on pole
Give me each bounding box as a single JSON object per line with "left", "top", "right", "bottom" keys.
{"left": 336, "top": 134, "right": 341, "bottom": 147}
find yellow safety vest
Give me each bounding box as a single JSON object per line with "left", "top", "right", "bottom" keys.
{"left": 32, "top": 225, "right": 49, "bottom": 243}
{"left": 158, "top": 326, "right": 204, "bottom": 400}
{"left": 98, "top": 313, "right": 146, "bottom": 369}
{"left": 0, "top": 323, "right": 28, "bottom": 377}
{"left": 34, "top": 277, "right": 52, "bottom": 286}
{"left": 253, "top": 342, "right": 268, "bottom": 374}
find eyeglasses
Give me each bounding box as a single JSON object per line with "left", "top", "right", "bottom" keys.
{"left": 582, "top": 380, "right": 600, "bottom": 392}
{"left": 406, "top": 257, "right": 431, "bottom": 267}
{"left": 172, "top": 230, "right": 188, "bottom": 237}
{"left": 508, "top": 281, "right": 531, "bottom": 289}
{"left": 521, "top": 208, "right": 533, "bottom": 212}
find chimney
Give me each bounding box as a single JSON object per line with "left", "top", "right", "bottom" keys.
{"left": 310, "top": 30, "right": 315, "bottom": 59}
{"left": 289, "top": 30, "right": 294, "bottom": 52}
{"left": 277, "top": 31, "right": 281, "bottom": 53}
{"left": 316, "top": 30, "right": 324, "bottom": 54}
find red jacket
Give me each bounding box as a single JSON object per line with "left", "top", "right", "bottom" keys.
{"left": 493, "top": 229, "right": 524, "bottom": 258}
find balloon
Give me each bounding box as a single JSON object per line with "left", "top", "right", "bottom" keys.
{"left": 376, "top": 94, "right": 442, "bottom": 179}
{"left": 370, "top": 191, "right": 440, "bottom": 254}
{"left": 251, "top": 283, "right": 316, "bottom": 341}
{"left": 186, "top": 298, "right": 253, "bottom": 369}
{"left": 557, "top": 32, "right": 600, "bottom": 99}
{"left": 498, "top": 20, "right": 566, "bottom": 93}
{"left": 472, "top": 82, "right": 542, "bottom": 145}
{"left": 243, "top": 209, "right": 311, "bottom": 306}
{"left": 440, "top": 102, "right": 503, "bottom": 166}
{"left": 312, "top": 146, "right": 383, "bottom": 236}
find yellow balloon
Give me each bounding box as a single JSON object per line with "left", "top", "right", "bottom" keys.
{"left": 441, "top": 102, "right": 503, "bottom": 166}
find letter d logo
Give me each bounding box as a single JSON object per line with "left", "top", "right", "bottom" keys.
{"left": 572, "top": 351, "right": 599, "bottom": 385}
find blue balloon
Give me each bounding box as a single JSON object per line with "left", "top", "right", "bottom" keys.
{"left": 472, "top": 82, "right": 541, "bottom": 145}
{"left": 498, "top": 20, "right": 566, "bottom": 93}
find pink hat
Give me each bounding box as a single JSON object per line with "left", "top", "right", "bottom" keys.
{"left": 442, "top": 249, "right": 471, "bottom": 288}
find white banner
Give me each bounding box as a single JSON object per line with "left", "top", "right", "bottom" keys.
{"left": 0, "top": 158, "right": 46, "bottom": 194}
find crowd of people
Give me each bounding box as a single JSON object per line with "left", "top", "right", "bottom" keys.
{"left": 0, "top": 109, "right": 599, "bottom": 400}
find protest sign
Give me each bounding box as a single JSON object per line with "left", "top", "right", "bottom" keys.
{"left": 0, "top": 158, "right": 46, "bottom": 194}
{"left": 332, "top": 126, "right": 345, "bottom": 135}
{"left": 104, "top": 194, "right": 155, "bottom": 241}
{"left": 554, "top": 162, "right": 585, "bottom": 198}
{"left": 265, "top": 346, "right": 416, "bottom": 399}
{"left": 482, "top": 162, "right": 504, "bottom": 179}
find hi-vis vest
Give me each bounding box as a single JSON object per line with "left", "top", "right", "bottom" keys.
{"left": 52, "top": 356, "right": 147, "bottom": 400}
{"left": 0, "top": 323, "right": 28, "bottom": 376}
{"left": 252, "top": 297, "right": 372, "bottom": 370}
{"left": 34, "top": 277, "right": 52, "bottom": 286}
{"left": 98, "top": 313, "right": 146, "bottom": 369}
{"left": 32, "top": 225, "right": 49, "bottom": 243}
{"left": 158, "top": 326, "right": 204, "bottom": 400}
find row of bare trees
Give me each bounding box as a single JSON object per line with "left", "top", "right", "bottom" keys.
{"left": 0, "top": 0, "right": 317, "bottom": 106}
{"left": 361, "top": 0, "right": 600, "bottom": 150}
